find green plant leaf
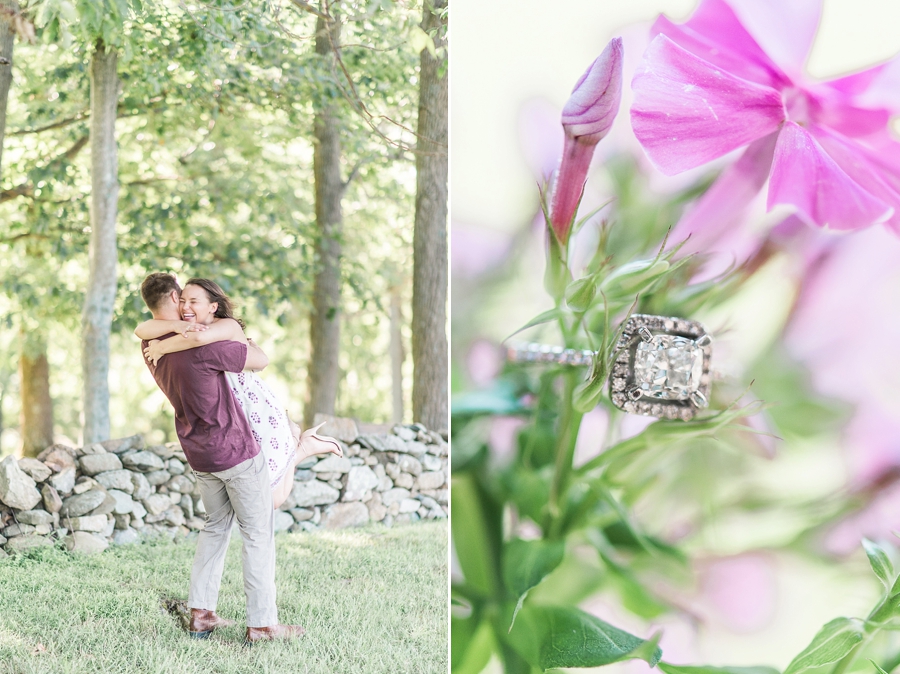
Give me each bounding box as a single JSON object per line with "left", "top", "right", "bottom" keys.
{"left": 505, "top": 307, "right": 563, "bottom": 342}
{"left": 783, "top": 617, "right": 865, "bottom": 674}
{"left": 868, "top": 659, "right": 890, "bottom": 674}
{"left": 451, "top": 474, "right": 503, "bottom": 600}
{"left": 572, "top": 366, "right": 605, "bottom": 414}
{"left": 565, "top": 277, "right": 597, "bottom": 312}
{"left": 503, "top": 539, "right": 566, "bottom": 598}
{"left": 659, "top": 664, "right": 779, "bottom": 674}
{"left": 502, "top": 539, "right": 565, "bottom": 629}
{"left": 451, "top": 616, "right": 495, "bottom": 674}
{"left": 507, "top": 604, "right": 662, "bottom": 670}
{"left": 863, "top": 539, "right": 894, "bottom": 590}
{"left": 865, "top": 591, "right": 900, "bottom": 625}
{"left": 451, "top": 381, "right": 526, "bottom": 418}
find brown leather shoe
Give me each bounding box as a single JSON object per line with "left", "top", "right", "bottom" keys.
{"left": 189, "top": 608, "right": 236, "bottom": 639}
{"left": 245, "top": 624, "right": 306, "bottom": 644}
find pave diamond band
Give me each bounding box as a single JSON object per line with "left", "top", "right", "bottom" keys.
{"left": 506, "top": 343, "right": 595, "bottom": 367}
{"left": 505, "top": 314, "right": 713, "bottom": 421}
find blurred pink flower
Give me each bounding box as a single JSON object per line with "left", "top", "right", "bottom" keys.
{"left": 489, "top": 416, "right": 527, "bottom": 465}
{"left": 787, "top": 226, "right": 900, "bottom": 484}
{"left": 450, "top": 222, "right": 514, "bottom": 279}
{"left": 550, "top": 37, "right": 624, "bottom": 245}
{"left": 826, "top": 484, "right": 900, "bottom": 556}
{"left": 466, "top": 339, "right": 503, "bottom": 388}
{"left": 697, "top": 553, "right": 777, "bottom": 633}
{"left": 573, "top": 407, "right": 610, "bottom": 469}
{"left": 631, "top": 0, "right": 900, "bottom": 234}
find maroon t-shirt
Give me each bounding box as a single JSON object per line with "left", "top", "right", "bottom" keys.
{"left": 142, "top": 335, "right": 260, "bottom": 473}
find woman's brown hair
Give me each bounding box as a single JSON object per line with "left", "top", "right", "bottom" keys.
{"left": 184, "top": 278, "right": 246, "bottom": 330}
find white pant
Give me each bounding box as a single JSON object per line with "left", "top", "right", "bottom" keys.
{"left": 188, "top": 452, "right": 278, "bottom": 627}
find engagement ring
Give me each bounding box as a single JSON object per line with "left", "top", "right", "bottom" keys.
{"left": 609, "top": 314, "right": 712, "bottom": 421}
{"left": 506, "top": 314, "right": 713, "bottom": 421}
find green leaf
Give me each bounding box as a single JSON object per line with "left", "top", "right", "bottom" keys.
{"left": 544, "top": 233, "right": 572, "bottom": 301}
{"left": 588, "top": 532, "right": 670, "bottom": 619}
{"left": 503, "top": 539, "right": 566, "bottom": 598}
{"left": 507, "top": 604, "right": 662, "bottom": 670}
{"left": 505, "top": 307, "right": 562, "bottom": 342}
{"left": 783, "top": 617, "right": 865, "bottom": 674}
{"left": 565, "top": 277, "right": 597, "bottom": 312}
{"left": 503, "top": 467, "right": 553, "bottom": 527}
{"left": 863, "top": 539, "right": 894, "bottom": 590}
{"left": 572, "top": 365, "right": 605, "bottom": 414}
{"left": 599, "top": 258, "right": 670, "bottom": 298}
{"left": 451, "top": 616, "right": 495, "bottom": 674}
{"left": 868, "top": 659, "right": 890, "bottom": 674}
{"left": 451, "top": 474, "right": 502, "bottom": 599}
{"left": 502, "top": 539, "right": 565, "bottom": 629}
{"left": 659, "top": 664, "right": 779, "bottom": 674}
{"left": 865, "top": 591, "right": 900, "bottom": 625}
{"left": 578, "top": 399, "right": 768, "bottom": 476}
{"left": 451, "top": 381, "right": 526, "bottom": 418}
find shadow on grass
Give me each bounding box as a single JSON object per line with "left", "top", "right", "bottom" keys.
{"left": 160, "top": 597, "right": 190, "bottom": 632}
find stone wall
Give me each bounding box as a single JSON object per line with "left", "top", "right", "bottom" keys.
{"left": 0, "top": 416, "right": 448, "bottom": 557}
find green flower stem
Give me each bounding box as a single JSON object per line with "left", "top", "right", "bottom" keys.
{"left": 547, "top": 369, "right": 584, "bottom": 537}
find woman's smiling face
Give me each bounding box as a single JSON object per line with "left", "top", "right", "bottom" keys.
{"left": 180, "top": 284, "right": 218, "bottom": 325}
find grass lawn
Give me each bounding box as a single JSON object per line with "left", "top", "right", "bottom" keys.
{"left": 0, "top": 521, "right": 448, "bottom": 674}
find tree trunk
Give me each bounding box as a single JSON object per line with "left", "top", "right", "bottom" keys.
{"left": 305, "top": 11, "right": 343, "bottom": 427}
{"left": 82, "top": 41, "right": 118, "bottom": 443}
{"left": 390, "top": 285, "right": 404, "bottom": 424}
{"left": 0, "top": 0, "right": 17, "bottom": 179}
{"left": 19, "top": 329, "right": 54, "bottom": 457}
{"left": 412, "top": 0, "right": 448, "bottom": 432}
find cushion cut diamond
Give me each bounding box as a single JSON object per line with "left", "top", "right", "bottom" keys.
{"left": 633, "top": 334, "right": 703, "bottom": 400}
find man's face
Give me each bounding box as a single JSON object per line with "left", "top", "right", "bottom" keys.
{"left": 180, "top": 284, "right": 218, "bottom": 325}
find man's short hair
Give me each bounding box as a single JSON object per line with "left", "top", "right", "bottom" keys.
{"left": 140, "top": 273, "right": 180, "bottom": 311}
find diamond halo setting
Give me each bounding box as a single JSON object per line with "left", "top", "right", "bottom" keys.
{"left": 609, "top": 314, "right": 712, "bottom": 420}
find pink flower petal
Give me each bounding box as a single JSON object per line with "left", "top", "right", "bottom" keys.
{"left": 805, "top": 82, "right": 892, "bottom": 138}
{"left": 631, "top": 35, "right": 786, "bottom": 175}
{"left": 832, "top": 55, "right": 900, "bottom": 112}
{"left": 823, "top": 62, "right": 889, "bottom": 98}
{"left": 727, "top": 0, "right": 821, "bottom": 79}
{"left": 854, "top": 131, "right": 900, "bottom": 196}
{"left": 673, "top": 132, "right": 777, "bottom": 255}
{"left": 562, "top": 37, "right": 624, "bottom": 144}
{"left": 652, "top": 0, "right": 789, "bottom": 89}
{"left": 768, "top": 121, "right": 892, "bottom": 230}
{"left": 811, "top": 125, "right": 900, "bottom": 232}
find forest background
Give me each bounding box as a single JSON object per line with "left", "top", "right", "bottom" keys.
{"left": 0, "top": 0, "right": 448, "bottom": 457}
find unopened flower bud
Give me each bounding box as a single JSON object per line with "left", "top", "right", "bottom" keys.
{"left": 549, "top": 38, "right": 624, "bottom": 246}
{"left": 561, "top": 37, "right": 624, "bottom": 144}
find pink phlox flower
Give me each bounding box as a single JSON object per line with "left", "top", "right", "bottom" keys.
{"left": 561, "top": 38, "right": 624, "bottom": 144}
{"left": 631, "top": 0, "right": 900, "bottom": 234}
{"left": 549, "top": 37, "right": 623, "bottom": 245}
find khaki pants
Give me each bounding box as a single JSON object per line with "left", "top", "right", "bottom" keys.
{"left": 188, "top": 452, "right": 278, "bottom": 627}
